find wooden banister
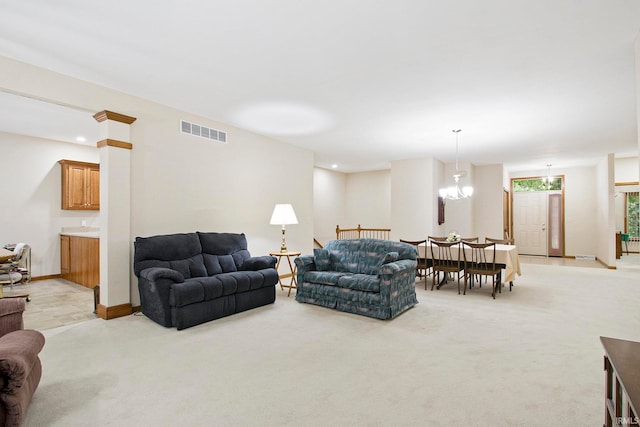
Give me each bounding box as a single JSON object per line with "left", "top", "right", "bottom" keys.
{"left": 336, "top": 224, "right": 391, "bottom": 240}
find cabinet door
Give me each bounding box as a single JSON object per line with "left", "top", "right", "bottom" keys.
{"left": 68, "top": 236, "right": 100, "bottom": 288}
{"left": 87, "top": 166, "right": 100, "bottom": 209}
{"left": 59, "top": 160, "right": 100, "bottom": 210}
{"left": 67, "top": 164, "right": 88, "bottom": 209}
{"left": 60, "top": 235, "right": 70, "bottom": 276}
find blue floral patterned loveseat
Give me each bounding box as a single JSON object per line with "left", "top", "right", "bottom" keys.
{"left": 294, "top": 239, "right": 418, "bottom": 319}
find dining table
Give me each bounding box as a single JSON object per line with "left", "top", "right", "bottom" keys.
{"left": 0, "top": 248, "right": 15, "bottom": 263}
{"left": 417, "top": 241, "right": 522, "bottom": 283}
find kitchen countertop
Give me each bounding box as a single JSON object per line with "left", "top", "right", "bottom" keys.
{"left": 60, "top": 227, "right": 100, "bottom": 239}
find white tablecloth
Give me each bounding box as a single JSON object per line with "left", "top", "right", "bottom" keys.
{"left": 418, "top": 242, "right": 522, "bottom": 282}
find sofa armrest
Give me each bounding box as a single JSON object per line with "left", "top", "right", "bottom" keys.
{"left": 138, "top": 268, "right": 184, "bottom": 328}
{"left": 294, "top": 255, "right": 315, "bottom": 272}
{"left": 378, "top": 259, "right": 416, "bottom": 277}
{"left": 294, "top": 255, "right": 315, "bottom": 285}
{"left": 140, "top": 267, "right": 184, "bottom": 283}
{"left": 241, "top": 256, "right": 277, "bottom": 271}
{"left": 0, "top": 299, "right": 25, "bottom": 338}
{"left": 0, "top": 329, "right": 45, "bottom": 394}
{"left": 378, "top": 259, "right": 418, "bottom": 305}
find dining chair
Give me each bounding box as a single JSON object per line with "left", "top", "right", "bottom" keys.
{"left": 427, "top": 236, "right": 447, "bottom": 242}
{"left": 429, "top": 239, "right": 464, "bottom": 293}
{"left": 462, "top": 242, "right": 502, "bottom": 299}
{"left": 620, "top": 233, "right": 630, "bottom": 255}
{"left": 399, "top": 239, "right": 430, "bottom": 287}
{"left": 484, "top": 237, "right": 515, "bottom": 291}
{"left": 460, "top": 237, "right": 479, "bottom": 243}
{"left": 0, "top": 243, "right": 31, "bottom": 291}
{"left": 485, "top": 237, "right": 514, "bottom": 245}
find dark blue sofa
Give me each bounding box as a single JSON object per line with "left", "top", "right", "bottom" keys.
{"left": 134, "top": 232, "right": 278, "bottom": 330}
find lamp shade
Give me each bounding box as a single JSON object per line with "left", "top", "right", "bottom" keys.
{"left": 270, "top": 204, "right": 298, "bottom": 225}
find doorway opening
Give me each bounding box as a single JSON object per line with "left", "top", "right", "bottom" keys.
{"left": 511, "top": 175, "right": 565, "bottom": 257}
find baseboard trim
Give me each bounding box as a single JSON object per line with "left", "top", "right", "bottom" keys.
{"left": 96, "top": 303, "right": 133, "bottom": 320}
{"left": 31, "top": 274, "right": 62, "bottom": 281}
{"left": 595, "top": 257, "right": 616, "bottom": 269}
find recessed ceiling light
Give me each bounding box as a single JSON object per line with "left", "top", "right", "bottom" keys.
{"left": 76, "top": 136, "right": 86, "bottom": 142}
{"left": 331, "top": 164, "right": 338, "bottom": 169}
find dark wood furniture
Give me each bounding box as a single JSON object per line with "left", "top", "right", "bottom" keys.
{"left": 462, "top": 242, "right": 502, "bottom": 298}
{"left": 485, "top": 237, "right": 515, "bottom": 245}
{"left": 429, "top": 240, "right": 464, "bottom": 293}
{"left": 400, "top": 239, "right": 430, "bottom": 287}
{"left": 600, "top": 336, "right": 639, "bottom": 427}
{"left": 616, "top": 232, "right": 622, "bottom": 259}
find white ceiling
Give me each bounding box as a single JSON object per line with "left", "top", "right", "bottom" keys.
{"left": 1, "top": 0, "right": 639, "bottom": 172}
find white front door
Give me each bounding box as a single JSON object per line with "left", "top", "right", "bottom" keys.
{"left": 513, "top": 191, "right": 547, "bottom": 255}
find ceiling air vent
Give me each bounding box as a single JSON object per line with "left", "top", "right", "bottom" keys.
{"left": 180, "top": 120, "right": 227, "bottom": 144}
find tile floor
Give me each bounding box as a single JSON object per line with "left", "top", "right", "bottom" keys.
{"left": 4, "top": 278, "right": 96, "bottom": 331}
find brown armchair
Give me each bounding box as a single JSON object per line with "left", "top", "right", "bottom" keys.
{"left": 0, "top": 299, "right": 44, "bottom": 427}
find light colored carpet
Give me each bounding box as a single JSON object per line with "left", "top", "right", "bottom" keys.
{"left": 23, "top": 263, "right": 640, "bottom": 427}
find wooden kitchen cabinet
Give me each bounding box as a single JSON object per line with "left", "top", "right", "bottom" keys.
{"left": 59, "top": 160, "right": 100, "bottom": 210}
{"left": 60, "top": 235, "right": 70, "bottom": 275}
{"left": 60, "top": 235, "right": 99, "bottom": 288}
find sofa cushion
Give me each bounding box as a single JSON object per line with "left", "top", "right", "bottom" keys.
{"left": 198, "top": 232, "right": 251, "bottom": 273}
{"left": 321, "top": 238, "right": 418, "bottom": 275}
{"left": 313, "top": 249, "right": 331, "bottom": 271}
{"left": 134, "top": 233, "right": 205, "bottom": 278}
{"left": 241, "top": 256, "right": 276, "bottom": 271}
{"left": 337, "top": 274, "right": 381, "bottom": 293}
{"left": 326, "top": 241, "right": 362, "bottom": 274}
{"left": 376, "top": 251, "right": 399, "bottom": 274}
{"left": 303, "top": 271, "right": 346, "bottom": 286}
{"left": 168, "top": 255, "right": 208, "bottom": 279}
{"left": 170, "top": 280, "right": 206, "bottom": 308}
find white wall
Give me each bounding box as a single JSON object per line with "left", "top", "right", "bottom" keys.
{"left": 615, "top": 156, "right": 640, "bottom": 182}
{"left": 345, "top": 170, "right": 391, "bottom": 229}
{"left": 595, "top": 155, "right": 616, "bottom": 265}
{"left": 0, "top": 132, "right": 100, "bottom": 276}
{"left": 313, "top": 168, "right": 346, "bottom": 245}
{"left": 614, "top": 159, "right": 640, "bottom": 233}
{"left": 390, "top": 157, "right": 438, "bottom": 241}
{"left": 472, "top": 164, "right": 504, "bottom": 240}
{"left": 0, "top": 56, "right": 315, "bottom": 306}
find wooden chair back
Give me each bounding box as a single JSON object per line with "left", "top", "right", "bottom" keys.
{"left": 400, "top": 239, "right": 429, "bottom": 286}
{"left": 462, "top": 242, "right": 502, "bottom": 298}
{"left": 485, "top": 237, "right": 514, "bottom": 245}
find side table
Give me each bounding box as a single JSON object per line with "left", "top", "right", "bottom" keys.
{"left": 270, "top": 251, "right": 300, "bottom": 297}
{"left": 600, "top": 336, "right": 639, "bottom": 427}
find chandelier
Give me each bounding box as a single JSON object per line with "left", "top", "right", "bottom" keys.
{"left": 438, "top": 129, "right": 474, "bottom": 200}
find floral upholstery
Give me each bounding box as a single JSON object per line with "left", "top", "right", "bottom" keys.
{"left": 295, "top": 238, "right": 418, "bottom": 319}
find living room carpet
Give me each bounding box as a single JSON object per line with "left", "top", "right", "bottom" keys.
{"left": 23, "top": 263, "right": 640, "bottom": 426}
